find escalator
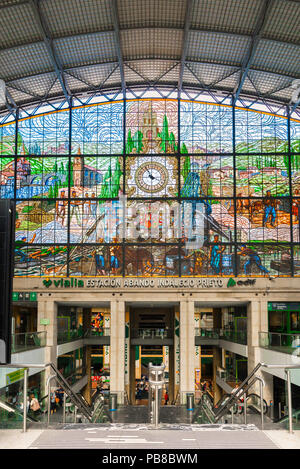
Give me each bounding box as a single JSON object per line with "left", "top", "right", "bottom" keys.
{"left": 276, "top": 407, "right": 300, "bottom": 426}
{"left": 0, "top": 398, "right": 39, "bottom": 423}
{"left": 48, "top": 362, "right": 92, "bottom": 422}
{"left": 213, "top": 363, "right": 263, "bottom": 422}
{"left": 195, "top": 363, "right": 267, "bottom": 423}
{"left": 246, "top": 393, "right": 268, "bottom": 415}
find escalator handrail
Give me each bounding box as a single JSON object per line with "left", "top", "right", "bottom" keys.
{"left": 0, "top": 398, "right": 38, "bottom": 422}
{"left": 276, "top": 406, "right": 300, "bottom": 423}
{"left": 214, "top": 362, "right": 263, "bottom": 419}
{"left": 246, "top": 393, "right": 268, "bottom": 414}
{"left": 48, "top": 363, "right": 92, "bottom": 420}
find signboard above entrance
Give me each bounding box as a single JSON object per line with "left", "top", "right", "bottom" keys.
{"left": 39, "top": 277, "right": 257, "bottom": 290}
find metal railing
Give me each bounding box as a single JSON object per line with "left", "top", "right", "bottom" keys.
{"left": 131, "top": 328, "right": 172, "bottom": 339}
{"left": 57, "top": 329, "right": 83, "bottom": 344}
{"left": 11, "top": 331, "right": 47, "bottom": 353}
{"left": 0, "top": 362, "right": 93, "bottom": 432}
{"left": 259, "top": 331, "right": 300, "bottom": 355}
{"left": 57, "top": 328, "right": 111, "bottom": 344}
{"left": 219, "top": 329, "right": 247, "bottom": 345}
{"left": 194, "top": 328, "right": 247, "bottom": 345}
{"left": 84, "top": 328, "right": 110, "bottom": 338}
{"left": 194, "top": 328, "right": 219, "bottom": 339}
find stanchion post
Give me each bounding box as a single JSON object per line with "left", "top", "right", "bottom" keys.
{"left": 260, "top": 379, "right": 264, "bottom": 430}
{"left": 286, "top": 369, "right": 293, "bottom": 434}
{"left": 23, "top": 368, "right": 28, "bottom": 433}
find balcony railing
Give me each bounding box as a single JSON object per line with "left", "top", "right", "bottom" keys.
{"left": 259, "top": 331, "right": 300, "bottom": 356}
{"left": 194, "top": 328, "right": 247, "bottom": 345}
{"left": 194, "top": 328, "right": 219, "bottom": 339}
{"left": 84, "top": 328, "right": 110, "bottom": 338}
{"left": 131, "top": 328, "right": 172, "bottom": 339}
{"left": 11, "top": 331, "right": 47, "bottom": 353}
{"left": 219, "top": 329, "right": 247, "bottom": 345}
{"left": 57, "top": 329, "right": 83, "bottom": 344}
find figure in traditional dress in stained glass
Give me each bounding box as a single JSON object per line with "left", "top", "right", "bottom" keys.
{"left": 56, "top": 190, "right": 67, "bottom": 226}
{"left": 237, "top": 245, "right": 269, "bottom": 275}
{"left": 209, "top": 235, "right": 225, "bottom": 275}
{"left": 70, "top": 190, "right": 83, "bottom": 226}
{"left": 93, "top": 239, "right": 106, "bottom": 275}
{"left": 83, "top": 193, "right": 91, "bottom": 223}
{"left": 263, "top": 190, "right": 277, "bottom": 227}
{"left": 90, "top": 192, "right": 97, "bottom": 217}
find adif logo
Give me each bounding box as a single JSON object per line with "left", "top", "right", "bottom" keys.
{"left": 291, "top": 79, "right": 300, "bottom": 104}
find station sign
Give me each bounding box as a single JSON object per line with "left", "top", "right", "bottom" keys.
{"left": 6, "top": 368, "right": 25, "bottom": 385}
{"left": 12, "top": 292, "right": 37, "bottom": 302}
{"left": 38, "top": 277, "right": 257, "bottom": 290}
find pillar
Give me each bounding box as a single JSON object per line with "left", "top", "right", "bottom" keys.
{"left": 179, "top": 300, "right": 195, "bottom": 404}
{"left": 110, "top": 300, "right": 125, "bottom": 404}
{"left": 37, "top": 298, "right": 58, "bottom": 395}
{"left": 82, "top": 345, "right": 92, "bottom": 405}
{"left": 129, "top": 345, "right": 136, "bottom": 404}
{"left": 247, "top": 299, "right": 273, "bottom": 403}
{"left": 213, "top": 308, "right": 222, "bottom": 404}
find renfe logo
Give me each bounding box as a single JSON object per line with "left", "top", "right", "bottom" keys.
{"left": 43, "top": 278, "right": 84, "bottom": 288}
{"left": 227, "top": 278, "right": 256, "bottom": 287}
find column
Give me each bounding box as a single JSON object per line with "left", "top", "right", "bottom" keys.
{"left": 37, "top": 298, "right": 57, "bottom": 366}
{"left": 213, "top": 308, "right": 222, "bottom": 404}
{"left": 110, "top": 300, "right": 125, "bottom": 404}
{"left": 179, "top": 300, "right": 195, "bottom": 404}
{"left": 247, "top": 299, "right": 273, "bottom": 402}
{"left": 37, "top": 298, "right": 58, "bottom": 389}
{"left": 82, "top": 345, "right": 92, "bottom": 405}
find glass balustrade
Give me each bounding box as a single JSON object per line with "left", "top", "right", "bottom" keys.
{"left": 57, "top": 329, "right": 84, "bottom": 344}
{"left": 84, "top": 328, "right": 110, "bottom": 338}
{"left": 0, "top": 365, "right": 46, "bottom": 428}
{"left": 194, "top": 328, "right": 247, "bottom": 345}
{"left": 57, "top": 328, "right": 111, "bottom": 344}
{"left": 131, "top": 328, "right": 172, "bottom": 339}
{"left": 0, "top": 364, "right": 93, "bottom": 429}
{"left": 219, "top": 329, "right": 247, "bottom": 345}
{"left": 11, "top": 332, "right": 47, "bottom": 354}
{"left": 194, "top": 328, "right": 219, "bottom": 339}
{"left": 259, "top": 332, "right": 300, "bottom": 355}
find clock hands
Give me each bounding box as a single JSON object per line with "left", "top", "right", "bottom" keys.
{"left": 146, "top": 169, "right": 158, "bottom": 182}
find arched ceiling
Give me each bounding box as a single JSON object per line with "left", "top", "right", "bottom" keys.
{"left": 0, "top": 0, "right": 299, "bottom": 113}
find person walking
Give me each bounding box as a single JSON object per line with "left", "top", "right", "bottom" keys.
{"left": 50, "top": 391, "right": 57, "bottom": 414}
{"left": 30, "top": 394, "right": 41, "bottom": 416}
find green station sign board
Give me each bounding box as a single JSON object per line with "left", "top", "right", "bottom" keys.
{"left": 6, "top": 368, "right": 25, "bottom": 385}
{"left": 12, "top": 292, "right": 37, "bottom": 302}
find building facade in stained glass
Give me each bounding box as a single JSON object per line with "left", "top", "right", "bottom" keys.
{"left": 0, "top": 96, "right": 299, "bottom": 279}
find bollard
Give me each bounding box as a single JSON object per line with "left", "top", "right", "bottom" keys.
{"left": 109, "top": 393, "right": 118, "bottom": 411}
{"left": 186, "top": 393, "right": 194, "bottom": 411}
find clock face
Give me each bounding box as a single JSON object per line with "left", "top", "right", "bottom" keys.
{"left": 135, "top": 162, "right": 169, "bottom": 194}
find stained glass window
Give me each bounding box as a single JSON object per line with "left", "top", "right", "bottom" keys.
{"left": 0, "top": 96, "right": 299, "bottom": 277}
{"left": 0, "top": 121, "right": 15, "bottom": 155}
{"left": 180, "top": 101, "right": 233, "bottom": 153}
{"left": 235, "top": 109, "right": 288, "bottom": 153}
{"left": 72, "top": 102, "right": 123, "bottom": 155}
{"left": 18, "top": 110, "right": 69, "bottom": 155}
{"left": 126, "top": 99, "right": 178, "bottom": 154}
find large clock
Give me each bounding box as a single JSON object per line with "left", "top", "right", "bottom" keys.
{"left": 135, "top": 161, "right": 169, "bottom": 194}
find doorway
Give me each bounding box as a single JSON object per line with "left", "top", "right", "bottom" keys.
{"left": 128, "top": 305, "right": 175, "bottom": 405}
